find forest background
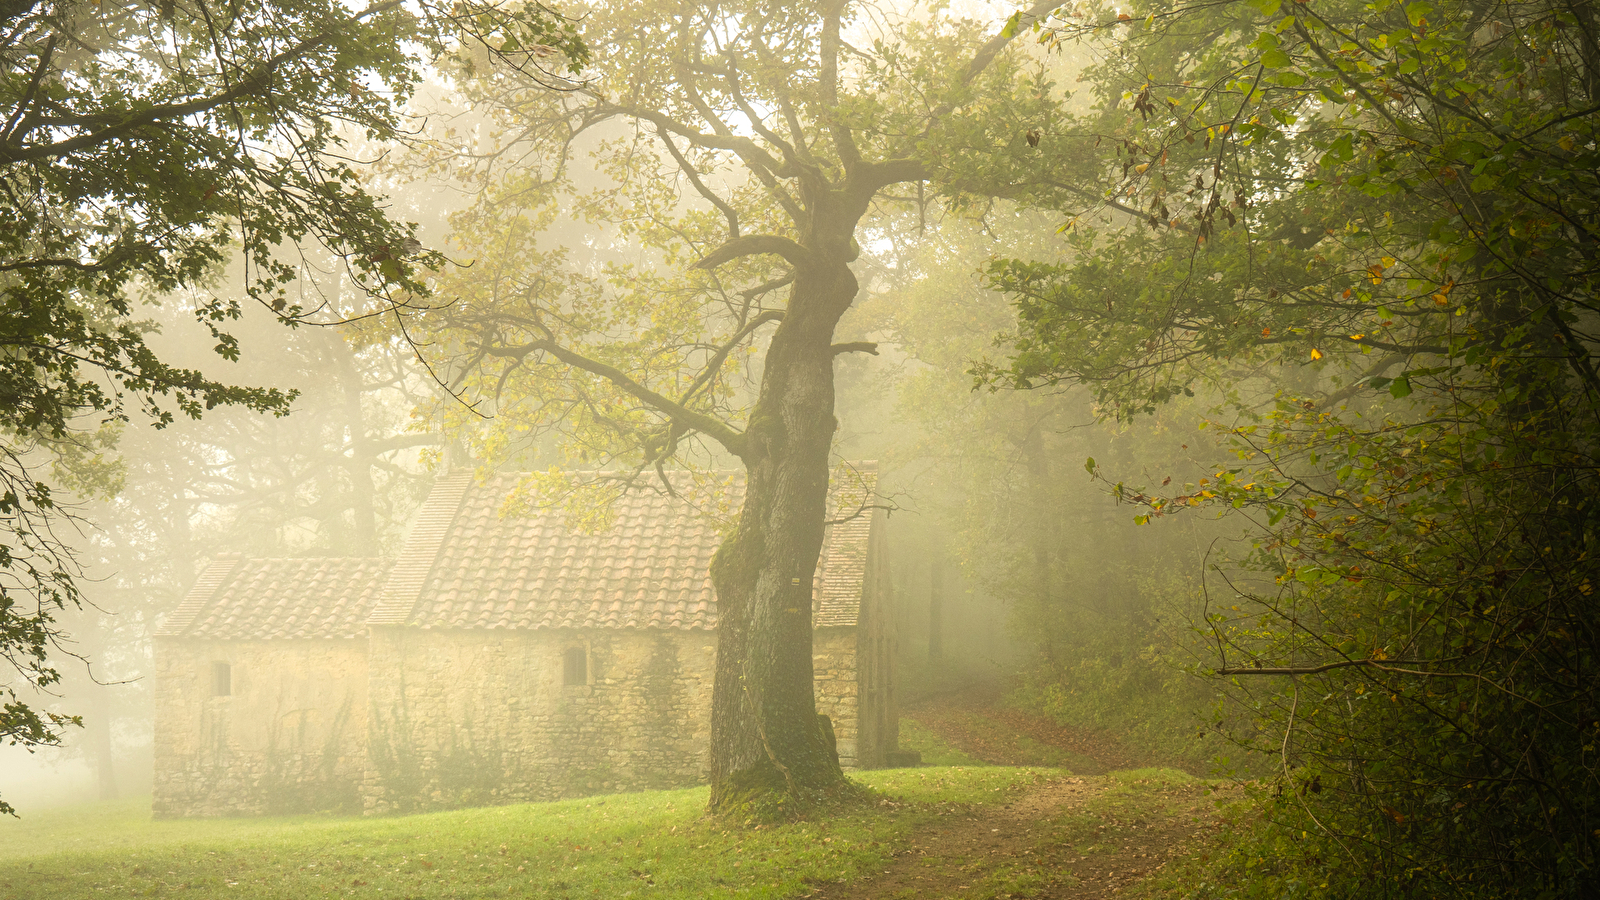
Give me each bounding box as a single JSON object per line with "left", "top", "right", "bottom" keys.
{"left": 2, "top": 0, "right": 1597, "bottom": 898}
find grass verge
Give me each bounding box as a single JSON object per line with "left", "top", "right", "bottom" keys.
{"left": 0, "top": 767, "right": 1052, "bottom": 900}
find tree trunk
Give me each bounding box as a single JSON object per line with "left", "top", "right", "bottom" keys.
{"left": 706, "top": 246, "right": 857, "bottom": 812}
{"left": 88, "top": 680, "right": 118, "bottom": 801}
{"left": 332, "top": 334, "right": 379, "bottom": 556}
{"left": 1023, "top": 426, "right": 1060, "bottom": 661}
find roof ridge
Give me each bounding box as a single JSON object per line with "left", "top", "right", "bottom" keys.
{"left": 368, "top": 472, "right": 475, "bottom": 626}
{"left": 155, "top": 553, "right": 245, "bottom": 637}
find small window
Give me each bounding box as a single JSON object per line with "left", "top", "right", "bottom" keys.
{"left": 211, "top": 662, "right": 231, "bottom": 697}
{"left": 563, "top": 647, "right": 587, "bottom": 686}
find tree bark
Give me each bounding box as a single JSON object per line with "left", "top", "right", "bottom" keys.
{"left": 707, "top": 240, "right": 859, "bottom": 811}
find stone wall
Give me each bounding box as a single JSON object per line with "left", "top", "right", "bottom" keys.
{"left": 815, "top": 507, "right": 897, "bottom": 770}
{"left": 812, "top": 628, "right": 862, "bottom": 768}
{"left": 154, "top": 620, "right": 883, "bottom": 816}
{"left": 362, "top": 627, "right": 717, "bottom": 813}
{"left": 152, "top": 638, "right": 368, "bottom": 817}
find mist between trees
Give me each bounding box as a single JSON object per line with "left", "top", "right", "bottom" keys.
{"left": 4, "top": 0, "right": 1599, "bottom": 897}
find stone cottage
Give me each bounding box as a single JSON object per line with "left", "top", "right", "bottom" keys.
{"left": 152, "top": 466, "right": 894, "bottom": 817}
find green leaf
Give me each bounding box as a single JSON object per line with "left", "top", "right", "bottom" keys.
{"left": 1261, "top": 48, "right": 1293, "bottom": 68}
{"left": 1084, "top": 456, "right": 1097, "bottom": 473}
{"left": 999, "top": 10, "right": 1023, "bottom": 39}
{"left": 1389, "top": 375, "right": 1412, "bottom": 398}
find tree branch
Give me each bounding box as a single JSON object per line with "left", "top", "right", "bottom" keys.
{"left": 680, "top": 310, "right": 784, "bottom": 404}
{"left": 831, "top": 341, "right": 878, "bottom": 356}
{"left": 0, "top": 1, "right": 404, "bottom": 164}
{"left": 657, "top": 129, "right": 740, "bottom": 239}
{"left": 820, "top": 0, "right": 862, "bottom": 169}
{"left": 608, "top": 103, "right": 788, "bottom": 180}
{"left": 486, "top": 340, "right": 748, "bottom": 458}
{"left": 693, "top": 234, "right": 813, "bottom": 270}
{"left": 923, "top": 0, "right": 1067, "bottom": 128}
{"left": 1218, "top": 658, "right": 1453, "bottom": 676}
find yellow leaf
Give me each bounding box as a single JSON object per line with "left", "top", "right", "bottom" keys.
{"left": 1380, "top": 256, "right": 1395, "bottom": 267}
{"left": 1310, "top": 348, "right": 1324, "bottom": 360}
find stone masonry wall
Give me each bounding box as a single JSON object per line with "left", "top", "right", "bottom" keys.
{"left": 812, "top": 627, "right": 861, "bottom": 768}
{"left": 362, "top": 628, "right": 717, "bottom": 813}
{"left": 152, "top": 638, "right": 368, "bottom": 817}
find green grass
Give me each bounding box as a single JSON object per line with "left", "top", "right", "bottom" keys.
{"left": 895, "top": 717, "right": 987, "bottom": 767}
{"left": 0, "top": 767, "right": 1053, "bottom": 900}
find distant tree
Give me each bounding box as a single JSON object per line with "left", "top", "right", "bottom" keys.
{"left": 416, "top": 0, "right": 1064, "bottom": 812}
{"left": 0, "top": 0, "right": 581, "bottom": 815}
{"left": 979, "top": 0, "right": 1600, "bottom": 893}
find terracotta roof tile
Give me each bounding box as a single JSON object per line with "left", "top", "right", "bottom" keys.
{"left": 162, "top": 466, "right": 878, "bottom": 640}
{"left": 157, "top": 556, "right": 391, "bottom": 640}
{"left": 395, "top": 464, "right": 878, "bottom": 632}
{"left": 815, "top": 464, "right": 878, "bottom": 627}
{"left": 399, "top": 472, "right": 736, "bottom": 631}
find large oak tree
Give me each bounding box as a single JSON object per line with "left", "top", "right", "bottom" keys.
{"left": 420, "top": 0, "right": 1062, "bottom": 810}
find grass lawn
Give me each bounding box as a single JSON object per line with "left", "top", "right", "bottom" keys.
{"left": 895, "top": 718, "right": 987, "bottom": 767}
{"left": 0, "top": 766, "right": 1053, "bottom": 900}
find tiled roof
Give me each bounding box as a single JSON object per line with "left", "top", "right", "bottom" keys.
{"left": 368, "top": 473, "right": 473, "bottom": 626}
{"left": 397, "top": 471, "right": 738, "bottom": 631}
{"left": 393, "top": 464, "right": 879, "bottom": 632}
{"left": 161, "top": 465, "right": 879, "bottom": 639}
{"left": 815, "top": 464, "right": 879, "bottom": 628}
{"left": 156, "top": 555, "right": 391, "bottom": 640}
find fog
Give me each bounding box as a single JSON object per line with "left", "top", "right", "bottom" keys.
{"left": 6, "top": 0, "right": 1230, "bottom": 853}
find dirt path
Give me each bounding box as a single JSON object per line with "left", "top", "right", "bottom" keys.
{"left": 805, "top": 688, "right": 1231, "bottom": 899}
{"left": 901, "top": 685, "right": 1149, "bottom": 774}
{"left": 808, "top": 774, "right": 1225, "bottom": 900}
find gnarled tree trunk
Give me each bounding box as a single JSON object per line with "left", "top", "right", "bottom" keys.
{"left": 708, "top": 242, "right": 860, "bottom": 811}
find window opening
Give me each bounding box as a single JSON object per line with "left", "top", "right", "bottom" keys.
{"left": 563, "top": 647, "right": 587, "bottom": 686}
{"left": 212, "top": 661, "right": 231, "bottom": 697}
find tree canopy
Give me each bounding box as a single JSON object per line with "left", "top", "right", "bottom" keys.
{"left": 980, "top": 0, "right": 1600, "bottom": 893}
